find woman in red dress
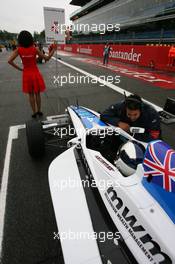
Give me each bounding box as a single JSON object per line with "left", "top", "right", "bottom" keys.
{"left": 8, "top": 30, "right": 56, "bottom": 118}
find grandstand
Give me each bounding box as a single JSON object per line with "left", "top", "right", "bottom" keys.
{"left": 69, "top": 0, "right": 175, "bottom": 44}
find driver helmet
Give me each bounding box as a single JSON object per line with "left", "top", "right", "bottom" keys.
{"left": 115, "top": 141, "right": 145, "bottom": 176}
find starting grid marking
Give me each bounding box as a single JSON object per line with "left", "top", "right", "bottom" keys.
{"left": 0, "top": 112, "right": 68, "bottom": 259}
{"left": 69, "top": 57, "right": 175, "bottom": 89}
{"left": 0, "top": 125, "right": 25, "bottom": 258}
{"left": 0, "top": 116, "right": 57, "bottom": 259}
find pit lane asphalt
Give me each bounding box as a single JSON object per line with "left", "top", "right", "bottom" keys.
{"left": 0, "top": 49, "right": 175, "bottom": 264}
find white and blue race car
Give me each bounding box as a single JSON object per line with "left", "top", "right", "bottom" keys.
{"left": 26, "top": 106, "right": 175, "bottom": 264}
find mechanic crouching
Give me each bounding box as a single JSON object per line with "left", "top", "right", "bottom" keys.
{"left": 100, "top": 94, "right": 161, "bottom": 142}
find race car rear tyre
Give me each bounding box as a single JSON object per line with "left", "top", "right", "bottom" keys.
{"left": 26, "top": 120, "right": 45, "bottom": 157}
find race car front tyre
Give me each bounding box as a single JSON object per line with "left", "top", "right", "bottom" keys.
{"left": 26, "top": 120, "right": 45, "bottom": 157}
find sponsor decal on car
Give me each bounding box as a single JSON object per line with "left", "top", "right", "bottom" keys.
{"left": 95, "top": 155, "right": 114, "bottom": 171}
{"left": 105, "top": 186, "right": 172, "bottom": 263}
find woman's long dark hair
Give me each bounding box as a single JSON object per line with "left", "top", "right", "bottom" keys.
{"left": 18, "top": 30, "right": 34, "bottom": 48}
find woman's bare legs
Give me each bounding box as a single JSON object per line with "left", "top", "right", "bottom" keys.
{"left": 35, "top": 92, "right": 43, "bottom": 116}
{"left": 28, "top": 93, "right": 36, "bottom": 114}
{"left": 28, "top": 92, "right": 43, "bottom": 117}
{"left": 35, "top": 92, "right": 41, "bottom": 112}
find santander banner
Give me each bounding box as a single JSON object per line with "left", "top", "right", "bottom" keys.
{"left": 58, "top": 44, "right": 173, "bottom": 72}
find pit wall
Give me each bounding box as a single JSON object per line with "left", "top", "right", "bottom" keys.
{"left": 57, "top": 44, "right": 175, "bottom": 72}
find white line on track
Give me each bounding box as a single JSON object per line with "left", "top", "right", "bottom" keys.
{"left": 52, "top": 56, "right": 163, "bottom": 112}
{"left": 0, "top": 125, "right": 25, "bottom": 259}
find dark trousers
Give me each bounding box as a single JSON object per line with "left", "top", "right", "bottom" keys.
{"left": 103, "top": 53, "right": 109, "bottom": 65}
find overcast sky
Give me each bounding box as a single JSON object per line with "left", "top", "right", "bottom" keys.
{"left": 0, "top": 0, "right": 79, "bottom": 33}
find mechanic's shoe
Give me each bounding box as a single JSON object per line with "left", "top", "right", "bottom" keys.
{"left": 37, "top": 111, "right": 43, "bottom": 117}
{"left": 32, "top": 113, "right": 37, "bottom": 118}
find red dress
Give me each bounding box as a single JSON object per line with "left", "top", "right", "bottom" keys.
{"left": 18, "top": 46, "right": 46, "bottom": 93}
